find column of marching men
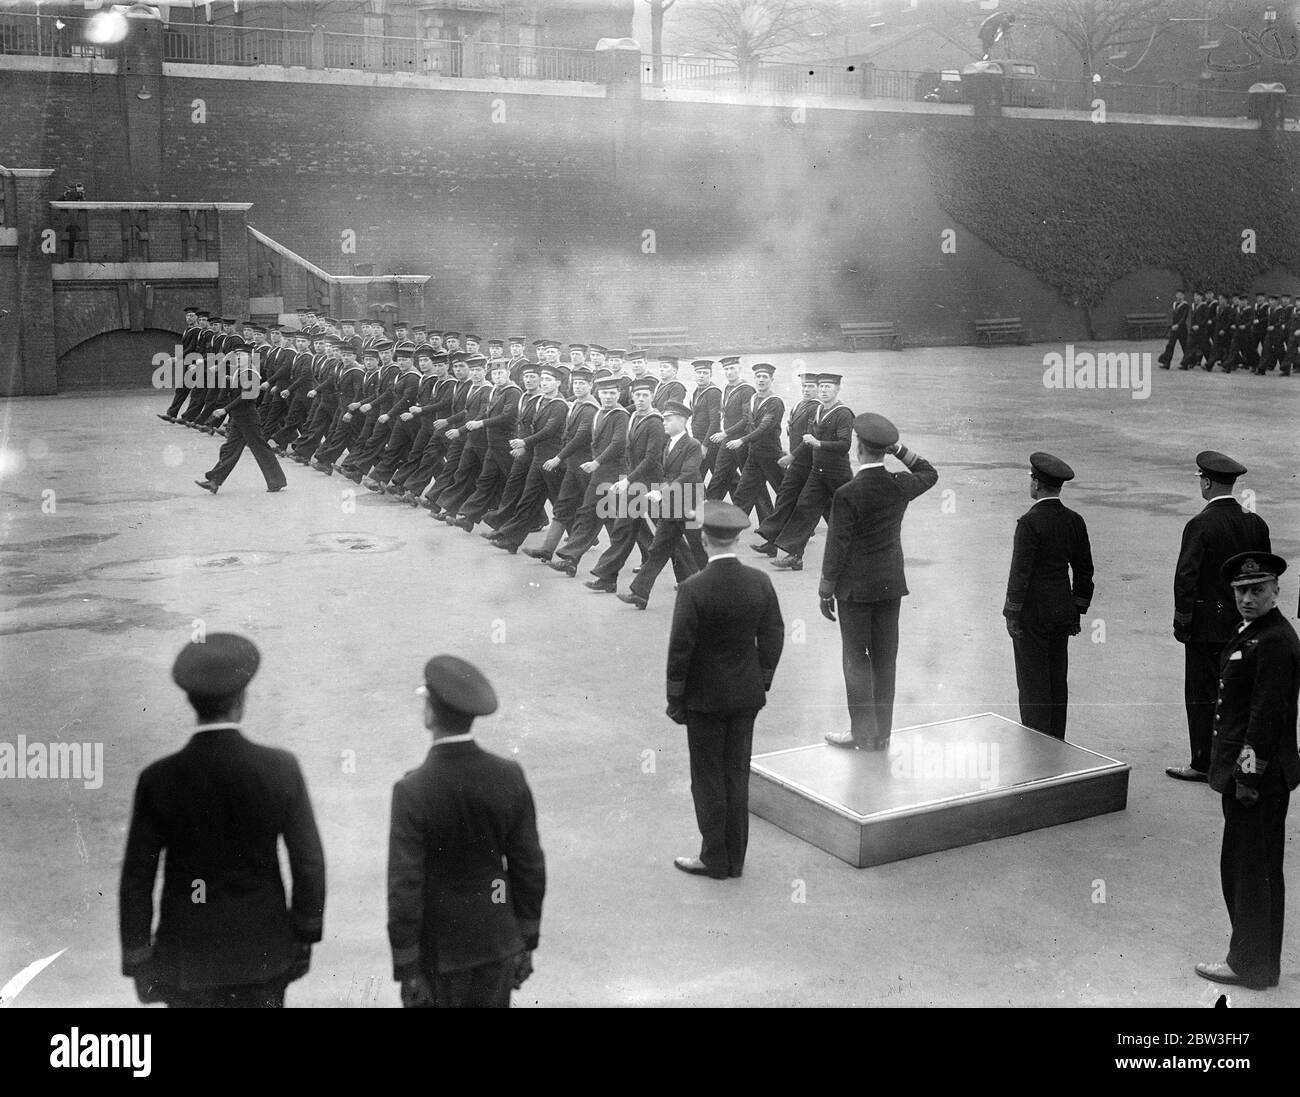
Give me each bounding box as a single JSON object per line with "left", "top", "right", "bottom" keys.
{"left": 1158, "top": 287, "right": 1300, "bottom": 375}
{"left": 158, "top": 305, "right": 856, "bottom": 607}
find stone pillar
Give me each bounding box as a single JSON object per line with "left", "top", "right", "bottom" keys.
{"left": 310, "top": 26, "right": 325, "bottom": 70}
{"left": 1248, "top": 82, "right": 1287, "bottom": 133}
{"left": 215, "top": 205, "right": 251, "bottom": 323}
{"left": 0, "top": 169, "right": 57, "bottom": 396}
{"left": 118, "top": 7, "right": 165, "bottom": 199}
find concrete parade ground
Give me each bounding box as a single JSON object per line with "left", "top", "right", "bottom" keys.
{"left": 1, "top": 341, "right": 1298, "bottom": 1009}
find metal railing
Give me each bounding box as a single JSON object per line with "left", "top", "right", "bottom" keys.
{"left": 5, "top": 9, "right": 1294, "bottom": 121}
{"left": 164, "top": 24, "right": 312, "bottom": 68}
{"left": 0, "top": 12, "right": 115, "bottom": 59}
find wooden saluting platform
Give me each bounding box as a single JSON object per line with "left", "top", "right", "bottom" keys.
{"left": 749, "top": 712, "right": 1129, "bottom": 868}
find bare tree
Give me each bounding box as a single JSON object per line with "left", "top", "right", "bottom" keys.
{"left": 679, "top": 0, "right": 846, "bottom": 79}
{"left": 644, "top": 0, "right": 678, "bottom": 86}
{"left": 1019, "top": 0, "right": 1177, "bottom": 79}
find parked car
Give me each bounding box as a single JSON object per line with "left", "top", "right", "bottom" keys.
{"left": 960, "top": 59, "right": 1050, "bottom": 108}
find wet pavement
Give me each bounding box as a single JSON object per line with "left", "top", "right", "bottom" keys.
{"left": 2, "top": 343, "right": 1298, "bottom": 1007}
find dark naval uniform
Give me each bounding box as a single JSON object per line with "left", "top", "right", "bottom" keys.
{"left": 119, "top": 634, "right": 325, "bottom": 1008}
{"left": 667, "top": 504, "right": 784, "bottom": 878}
{"left": 820, "top": 415, "right": 938, "bottom": 748}
{"left": 1002, "top": 454, "right": 1095, "bottom": 740}
{"left": 1200, "top": 553, "right": 1300, "bottom": 990}
{"left": 1171, "top": 452, "right": 1271, "bottom": 778}
{"left": 388, "top": 656, "right": 545, "bottom": 1008}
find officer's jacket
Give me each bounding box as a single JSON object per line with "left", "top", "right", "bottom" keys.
{"left": 822, "top": 451, "right": 940, "bottom": 603}
{"left": 1208, "top": 608, "right": 1300, "bottom": 796}
{"left": 120, "top": 728, "right": 325, "bottom": 989}
{"left": 387, "top": 742, "right": 544, "bottom": 979}
{"left": 1174, "top": 499, "right": 1271, "bottom": 643}
{"left": 1003, "top": 497, "right": 1094, "bottom": 627}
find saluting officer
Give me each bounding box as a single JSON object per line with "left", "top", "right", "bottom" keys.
{"left": 819, "top": 414, "right": 938, "bottom": 750}
{"left": 120, "top": 634, "right": 325, "bottom": 1008}
{"left": 1002, "top": 453, "right": 1095, "bottom": 740}
{"left": 1168, "top": 452, "right": 1271, "bottom": 782}
{"left": 388, "top": 656, "right": 546, "bottom": 1008}
{"left": 1195, "top": 553, "right": 1299, "bottom": 991}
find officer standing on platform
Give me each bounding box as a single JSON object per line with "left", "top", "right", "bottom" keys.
{"left": 1002, "top": 453, "right": 1095, "bottom": 740}
{"left": 119, "top": 634, "right": 326, "bottom": 1008}
{"left": 1168, "top": 452, "right": 1271, "bottom": 782}
{"left": 1195, "top": 553, "right": 1299, "bottom": 991}
{"left": 388, "top": 656, "right": 546, "bottom": 1008}
{"left": 819, "top": 415, "right": 938, "bottom": 751}
{"left": 667, "top": 502, "right": 784, "bottom": 878}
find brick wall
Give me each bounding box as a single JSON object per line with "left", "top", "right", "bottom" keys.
{"left": 2, "top": 64, "right": 1295, "bottom": 355}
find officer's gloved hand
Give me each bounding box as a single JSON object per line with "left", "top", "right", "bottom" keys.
{"left": 1235, "top": 783, "right": 1259, "bottom": 807}
{"left": 666, "top": 701, "right": 687, "bottom": 726}
{"left": 819, "top": 596, "right": 836, "bottom": 623}
{"left": 1173, "top": 623, "right": 1191, "bottom": 644}
{"left": 1068, "top": 615, "right": 1082, "bottom": 637}
{"left": 1005, "top": 616, "right": 1024, "bottom": 640}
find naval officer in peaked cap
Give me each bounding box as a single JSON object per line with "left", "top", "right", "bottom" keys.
{"left": 119, "top": 634, "right": 326, "bottom": 1007}
{"left": 387, "top": 656, "right": 546, "bottom": 1007}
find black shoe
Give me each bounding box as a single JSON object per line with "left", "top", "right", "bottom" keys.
{"left": 157, "top": 413, "right": 175, "bottom": 422}
{"left": 673, "top": 856, "right": 728, "bottom": 879}
{"left": 522, "top": 548, "right": 552, "bottom": 562}
{"left": 1165, "top": 765, "right": 1208, "bottom": 782}
{"left": 194, "top": 479, "right": 219, "bottom": 494}
{"left": 751, "top": 540, "right": 778, "bottom": 557}
{"left": 617, "top": 592, "right": 647, "bottom": 610}
{"left": 479, "top": 529, "right": 502, "bottom": 540}
{"left": 266, "top": 484, "right": 287, "bottom": 493}
{"left": 771, "top": 555, "right": 803, "bottom": 571}
{"left": 494, "top": 542, "right": 518, "bottom": 554}
{"left": 585, "top": 579, "right": 616, "bottom": 593}
{"left": 451, "top": 516, "right": 475, "bottom": 532}
{"left": 548, "top": 559, "right": 578, "bottom": 578}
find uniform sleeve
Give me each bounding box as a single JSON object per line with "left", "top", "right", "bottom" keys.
{"left": 1004, "top": 516, "right": 1036, "bottom": 619}
{"left": 628, "top": 418, "right": 665, "bottom": 484}
{"left": 556, "top": 407, "right": 593, "bottom": 462}
{"left": 1235, "top": 635, "right": 1298, "bottom": 789}
{"left": 757, "top": 579, "right": 786, "bottom": 690}
{"left": 1173, "top": 521, "right": 1202, "bottom": 628}
{"left": 507, "top": 773, "right": 546, "bottom": 951}
{"left": 892, "top": 447, "right": 939, "bottom": 499}
{"left": 1071, "top": 514, "right": 1095, "bottom": 614}
{"left": 818, "top": 487, "right": 855, "bottom": 598}
{"left": 593, "top": 414, "right": 628, "bottom": 466}
{"left": 283, "top": 759, "right": 326, "bottom": 944}
{"left": 119, "top": 773, "right": 164, "bottom": 974}
{"left": 703, "top": 394, "right": 721, "bottom": 440}
{"left": 722, "top": 387, "right": 754, "bottom": 440}
{"left": 666, "top": 590, "right": 699, "bottom": 702}
{"left": 820, "top": 409, "right": 853, "bottom": 455}
{"left": 387, "top": 780, "right": 427, "bottom": 981}
{"left": 741, "top": 399, "right": 783, "bottom": 445}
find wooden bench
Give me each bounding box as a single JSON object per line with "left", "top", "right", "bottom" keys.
{"left": 628, "top": 327, "right": 691, "bottom": 352}
{"left": 841, "top": 321, "right": 902, "bottom": 351}
{"left": 1124, "top": 312, "right": 1171, "bottom": 340}
{"left": 974, "top": 317, "right": 1029, "bottom": 346}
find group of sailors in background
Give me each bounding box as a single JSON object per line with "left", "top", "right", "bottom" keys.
{"left": 1159, "top": 289, "right": 1299, "bottom": 374}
